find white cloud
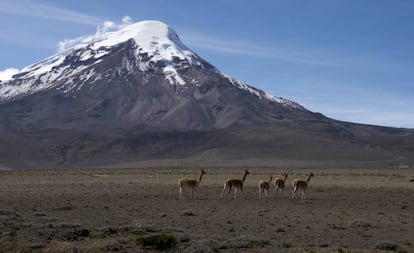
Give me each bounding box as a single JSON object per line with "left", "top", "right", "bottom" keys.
{"left": 57, "top": 35, "right": 95, "bottom": 53}
{"left": 0, "top": 0, "right": 102, "bottom": 25}
{"left": 0, "top": 68, "right": 20, "bottom": 81}
{"left": 122, "top": 16, "right": 132, "bottom": 25}
{"left": 180, "top": 31, "right": 335, "bottom": 66}
{"left": 96, "top": 21, "right": 116, "bottom": 34}
{"left": 57, "top": 16, "right": 134, "bottom": 53}
{"left": 180, "top": 31, "right": 405, "bottom": 71}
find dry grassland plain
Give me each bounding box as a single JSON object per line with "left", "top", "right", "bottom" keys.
{"left": 0, "top": 167, "right": 413, "bottom": 252}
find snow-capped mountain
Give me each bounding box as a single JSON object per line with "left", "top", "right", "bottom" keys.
{"left": 0, "top": 20, "right": 309, "bottom": 131}
{"left": 0, "top": 20, "right": 413, "bottom": 169}
{"left": 0, "top": 20, "right": 301, "bottom": 109}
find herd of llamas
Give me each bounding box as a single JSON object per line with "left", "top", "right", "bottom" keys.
{"left": 178, "top": 169, "right": 314, "bottom": 200}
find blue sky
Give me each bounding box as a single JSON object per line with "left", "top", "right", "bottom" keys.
{"left": 0, "top": 0, "right": 413, "bottom": 128}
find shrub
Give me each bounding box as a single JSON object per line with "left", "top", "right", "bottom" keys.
{"left": 136, "top": 233, "right": 178, "bottom": 251}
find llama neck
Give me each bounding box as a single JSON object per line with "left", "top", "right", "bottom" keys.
{"left": 283, "top": 175, "right": 288, "bottom": 182}
{"left": 268, "top": 176, "right": 272, "bottom": 183}
{"left": 242, "top": 172, "right": 248, "bottom": 182}
{"left": 198, "top": 172, "right": 204, "bottom": 183}
{"left": 307, "top": 174, "right": 312, "bottom": 182}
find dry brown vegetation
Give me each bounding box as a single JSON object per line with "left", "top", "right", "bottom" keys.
{"left": 0, "top": 167, "right": 413, "bottom": 252}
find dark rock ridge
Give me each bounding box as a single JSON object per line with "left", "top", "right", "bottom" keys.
{"left": 0, "top": 21, "right": 413, "bottom": 169}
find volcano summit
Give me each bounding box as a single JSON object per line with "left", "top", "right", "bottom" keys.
{"left": 0, "top": 21, "right": 413, "bottom": 169}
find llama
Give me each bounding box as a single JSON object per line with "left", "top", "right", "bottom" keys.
{"left": 178, "top": 169, "right": 206, "bottom": 200}
{"left": 258, "top": 175, "right": 273, "bottom": 198}
{"left": 274, "top": 174, "right": 288, "bottom": 195}
{"left": 220, "top": 170, "right": 250, "bottom": 199}
{"left": 292, "top": 172, "right": 314, "bottom": 199}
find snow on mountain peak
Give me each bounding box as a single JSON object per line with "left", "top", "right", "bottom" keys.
{"left": 0, "top": 20, "right": 304, "bottom": 110}
{"left": 8, "top": 20, "right": 195, "bottom": 80}
{"left": 0, "top": 68, "right": 20, "bottom": 82}
{"left": 75, "top": 20, "right": 196, "bottom": 63}
{"left": 0, "top": 20, "right": 197, "bottom": 99}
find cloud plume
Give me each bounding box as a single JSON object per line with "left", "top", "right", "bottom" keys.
{"left": 57, "top": 16, "right": 133, "bottom": 53}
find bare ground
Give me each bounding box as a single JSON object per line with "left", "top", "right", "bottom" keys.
{"left": 0, "top": 167, "right": 413, "bottom": 252}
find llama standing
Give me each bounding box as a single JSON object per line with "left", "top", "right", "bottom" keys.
{"left": 292, "top": 172, "right": 314, "bottom": 199}
{"left": 220, "top": 170, "right": 250, "bottom": 199}
{"left": 178, "top": 170, "right": 206, "bottom": 200}
{"left": 258, "top": 175, "right": 273, "bottom": 199}
{"left": 274, "top": 174, "right": 288, "bottom": 196}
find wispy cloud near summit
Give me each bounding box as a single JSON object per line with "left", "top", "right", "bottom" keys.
{"left": 56, "top": 16, "right": 133, "bottom": 53}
